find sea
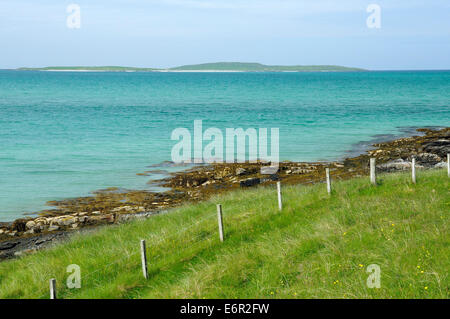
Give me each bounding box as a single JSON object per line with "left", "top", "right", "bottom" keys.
{"left": 0, "top": 70, "right": 449, "bottom": 221}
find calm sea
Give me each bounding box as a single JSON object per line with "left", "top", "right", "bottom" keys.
{"left": 0, "top": 70, "right": 449, "bottom": 221}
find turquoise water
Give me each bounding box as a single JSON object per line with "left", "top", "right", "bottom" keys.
{"left": 0, "top": 70, "right": 449, "bottom": 221}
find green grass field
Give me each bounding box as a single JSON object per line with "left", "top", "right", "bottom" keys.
{"left": 0, "top": 169, "right": 448, "bottom": 299}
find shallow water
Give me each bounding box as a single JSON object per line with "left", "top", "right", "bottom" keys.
{"left": 0, "top": 70, "right": 449, "bottom": 221}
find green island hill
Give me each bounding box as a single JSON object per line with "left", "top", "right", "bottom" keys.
{"left": 17, "top": 62, "right": 366, "bottom": 72}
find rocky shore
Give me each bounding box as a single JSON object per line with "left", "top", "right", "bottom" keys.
{"left": 0, "top": 127, "right": 448, "bottom": 260}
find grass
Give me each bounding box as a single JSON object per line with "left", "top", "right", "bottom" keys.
{"left": 0, "top": 169, "right": 448, "bottom": 299}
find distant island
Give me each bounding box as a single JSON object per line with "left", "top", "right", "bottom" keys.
{"left": 17, "top": 62, "right": 366, "bottom": 72}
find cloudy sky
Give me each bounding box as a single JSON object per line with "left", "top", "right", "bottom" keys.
{"left": 1, "top": 0, "right": 449, "bottom": 69}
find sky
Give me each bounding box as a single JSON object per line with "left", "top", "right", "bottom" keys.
{"left": 0, "top": 0, "right": 449, "bottom": 70}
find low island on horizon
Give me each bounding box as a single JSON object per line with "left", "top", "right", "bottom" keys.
{"left": 16, "top": 62, "right": 367, "bottom": 72}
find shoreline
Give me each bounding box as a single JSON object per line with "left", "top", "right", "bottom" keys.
{"left": 30, "top": 70, "right": 354, "bottom": 73}
{"left": 0, "top": 127, "right": 448, "bottom": 260}
{"left": 339, "top": 125, "right": 446, "bottom": 160}
{"left": 0, "top": 125, "right": 424, "bottom": 224}
{"left": 1, "top": 125, "right": 440, "bottom": 223}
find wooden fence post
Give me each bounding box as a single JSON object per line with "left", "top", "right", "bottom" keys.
{"left": 140, "top": 239, "right": 148, "bottom": 279}
{"left": 217, "top": 204, "right": 224, "bottom": 242}
{"left": 49, "top": 278, "right": 56, "bottom": 299}
{"left": 326, "top": 168, "right": 331, "bottom": 194}
{"left": 411, "top": 157, "right": 416, "bottom": 184}
{"left": 370, "top": 158, "right": 376, "bottom": 185}
{"left": 447, "top": 154, "right": 449, "bottom": 178}
{"left": 277, "top": 181, "right": 282, "bottom": 211}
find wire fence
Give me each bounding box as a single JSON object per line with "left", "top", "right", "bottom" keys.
{"left": 19, "top": 156, "right": 450, "bottom": 298}
{"left": 36, "top": 210, "right": 220, "bottom": 299}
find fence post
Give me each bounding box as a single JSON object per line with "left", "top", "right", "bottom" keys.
{"left": 277, "top": 181, "right": 282, "bottom": 211}
{"left": 140, "top": 239, "right": 148, "bottom": 279}
{"left": 411, "top": 157, "right": 416, "bottom": 184}
{"left": 370, "top": 158, "right": 376, "bottom": 185}
{"left": 217, "top": 204, "right": 224, "bottom": 242}
{"left": 49, "top": 278, "right": 56, "bottom": 299}
{"left": 326, "top": 168, "right": 332, "bottom": 194}
{"left": 447, "top": 154, "right": 449, "bottom": 178}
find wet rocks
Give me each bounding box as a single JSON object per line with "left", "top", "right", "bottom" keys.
{"left": 240, "top": 178, "right": 261, "bottom": 187}
{"left": 279, "top": 163, "right": 318, "bottom": 175}
{"left": 260, "top": 174, "right": 280, "bottom": 182}
{"left": 11, "top": 219, "right": 28, "bottom": 232}
{"left": 201, "top": 180, "right": 214, "bottom": 186}
{"left": 116, "top": 211, "right": 156, "bottom": 222}
{"left": 0, "top": 241, "right": 18, "bottom": 250}
{"left": 3, "top": 211, "right": 117, "bottom": 238}
{"left": 422, "top": 139, "right": 450, "bottom": 158}
{"left": 52, "top": 216, "right": 78, "bottom": 227}
{"left": 48, "top": 225, "right": 60, "bottom": 232}
{"left": 1, "top": 127, "right": 448, "bottom": 261}
{"left": 25, "top": 220, "right": 36, "bottom": 230}
{"left": 0, "top": 232, "right": 68, "bottom": 261}
{"left": 412, "top": 152, "right": 442, "bottom": 167}
{"left": 260, "top": 166, "right": 279, "bottom": 175}
{"left": 85, "top": 214, "right": 115, "bottom": 225}
{"left": 434, "top": 162, "right": 447, "bottom": 168}
{"left": 112, "top": 206, "right": 134, "bottom": 213}
{"left": 213, "top": 167, "right": 232, "bottom": 179}
{"left": 377, "top": 159, "right": 412, "bottom": 172}
{"left": 0, "top": 230, "right": 18, "bottom": 237}
{"left": 171, "top": 175, "right": 208, "bottom": 188}
{"left": 191, "top": 177, "right": 208, "bottom": 187}
{"left": 291, "top": 168, "right": 314, "bottom": 174}
{"left": 162, "top": 128, "right": 449, "bottom": 208}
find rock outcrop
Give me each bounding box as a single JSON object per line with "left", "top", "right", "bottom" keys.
{"left": 1, "top": 127, "right": 448, "bottom": 261}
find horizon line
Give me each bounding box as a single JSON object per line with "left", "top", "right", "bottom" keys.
{"left": 3, "top": 68, "right": 450, "bottom": 72}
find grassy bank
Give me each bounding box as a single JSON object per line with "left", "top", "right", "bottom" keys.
{"left": 0, "top": 169, "right": 448, "bottom": 299}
